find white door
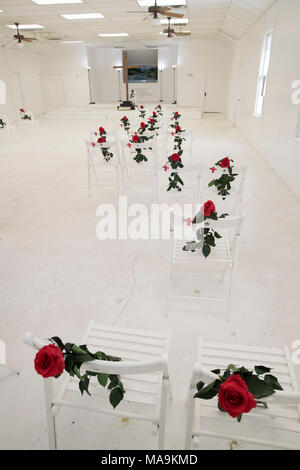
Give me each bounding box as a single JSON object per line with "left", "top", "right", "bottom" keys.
{"left": 36, "top": 73, "right": 46, "bottom": 113}
{"left": 45, "top": 73, "right": 65, "bottom": 110}
{"left": 11, "top": 72, "right": 24, "bottom": 109}
{"left": 204, "top": 69, "right": 227, "bottom": 113}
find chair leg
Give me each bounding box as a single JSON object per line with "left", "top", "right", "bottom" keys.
{"left": 225, "top": 264, "right": 234, "bottom": 323}
{"left": 44, "top": 379, "right": 57, "bottom": 450}
{"left": 158, "top": 377, "right": 168, "bottom": 450}
{"left": 185, "top": 386, "right": 196, "bottom": 450}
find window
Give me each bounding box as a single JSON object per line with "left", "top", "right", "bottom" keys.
{"left": 296, "top": 109, "right": 300, "bottom": 140}
{"left": 254, "top": 30, "right": 273, "bottom": 117}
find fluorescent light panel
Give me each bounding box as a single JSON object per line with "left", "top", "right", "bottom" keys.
{"left": 32, "top": 0, "right": 82, "bottom": 4}
{"left": 61, "top": 13, "right": 104, "bottom": 19}
{"left": 160, "top": 18, "right": 188, "bottom": 25}
{"left": 7, "top": 24, "right": 44, "bottom": 29}
{"left": 61, "top": 40, "right": 84, "bottom": 43}
{"left": 138, "top": 0, "right": 186, "bottom": 6}
{"left": 99, "top": 33, "right": 129, "bottom": 37}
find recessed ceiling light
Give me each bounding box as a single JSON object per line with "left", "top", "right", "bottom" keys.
{"left": 99, "top": 33, "right": 129, "bottom": 37}
{"left": 61, "top": 40, "right": 84, "bottom": 43}
{"left": 61, "top": 13, "right": 104, "bottom": 20}
{"left": 0, "top": 10, "right": 3, "bottom": 12}
{"left": 138, "top": 0, "right": 186, "bottom": 6}
{"left": 160, "top": 18, "right": 188, "bottom": 25}
{"left": 7, "top": 24, "right": 44, "bottom": 29}
{"left": 32, "top": 0, "right": 82, "bottom": 4}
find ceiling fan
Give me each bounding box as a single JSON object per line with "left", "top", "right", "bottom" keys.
{"left": 13, "top": 23, "right": 38, "bottom": 48}
{"left": 163, "top": 17, "right": 191, "bottom": 38}
{"left": 127, "top": 1, "right": 185, "bottom": 25}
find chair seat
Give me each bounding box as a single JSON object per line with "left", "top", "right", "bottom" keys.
{"left": 193, "top": 340, "right": 300, "bottom": 449}
{"left": 56, "top": 322, "right": 170, "bottom": 419}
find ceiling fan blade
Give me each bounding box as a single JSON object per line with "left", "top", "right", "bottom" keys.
{"left": 161, "top": 11, "right": 184, "bottom": 18}
{"left": 157, "top": 7, "right": 171, "bottom": 13}
{"left": 23, "top": 37, "right": 37, "bottom": 42}
{"left": 126, "top": 11, "right": 145, "bottom": 13}
{"left": 174, "top": 32, "right": 191, "bottom": 36}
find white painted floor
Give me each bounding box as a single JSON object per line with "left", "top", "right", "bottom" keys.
{"left": 1, "top": 106, "right": 300, "bottom": 450}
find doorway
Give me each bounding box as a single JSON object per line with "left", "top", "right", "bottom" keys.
{"left": 204, "top": 69, "right": 227, "bottom": 113}
{"left": 45, "top": 73, "right": 65, "bottom": 110}
{"left": 11, "top": 72, "right": 24, "bottom": 109}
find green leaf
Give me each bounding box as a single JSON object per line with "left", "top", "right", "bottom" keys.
{"left": 246, "top": 375, "right": 275, "bottom": 400}
{"left": 196, "top": 381, "right": 205, "bottom": 392}
{"left": 214, "top": 231, "right": 222, "bottom": 239}
{"left": 254, "top": 365, "right": 272, "bottom": 375}
{"left": 79, "top": 375, "right": 91, "bottom": 396}
{"left": 108, "top": 374, "right": 119, "bottom": 389}
{"left": 208, "top": 180, "right": 215, "bottom": 187}
{"left": 97, "top": 373, "right": 109, "bottom": 388}
{"left": 264, "top": 374, "right": 283, "bottom": 391}
{"left": 237, "top": 414, "right": 243, "bottom": 423}
{"left": 227, "top": 364, "right": 238, "bottom": 372}
{"left": 202, "top": 244, "right": 211, "bottom": 258}
{"left": 194, "top": 379, "right": 221, "bottom": 400}
{"left": 109, "top": 387, "right": 124, "bottom": 409}
{"left": 211, "top": 369, "right": 221, "bottom": 375}
{"left": 50, "top": 336, "right": 65, "bottom": 351}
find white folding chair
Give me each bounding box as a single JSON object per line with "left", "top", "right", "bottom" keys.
{"left": 199, "top": 164, "right": 247, "bottom": 216}
{"left": 168, "top": 213, "right": 245, "bottom": 322}
{"left": 0, "top": 114, "right": 17, "bottom": 141}
{"left": 156, "top": 166, "right": 201, "bottom": 205}
{"left": 163, "top": 129, "right": 194, "bottom": 168}
{"left": 19, "top": 110, "right": 39, "bottom": 129}
{"left": 120, "top": 138, "right": 158, "bottom": 202}
{"left": 24, "top": 321, "right": 171, "bottom": 450}
{"left": 89, "top": 130, "right": 117, "bottom": 144}
{"left": 185, "top": 338, "right": 300, "bottom": 450}
{"left": 86, "top": 139, "right": 123, "bottom": 197}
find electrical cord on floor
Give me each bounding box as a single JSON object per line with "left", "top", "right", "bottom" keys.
{"left": 112, "top": 240, "right": 150, "bottom": 326}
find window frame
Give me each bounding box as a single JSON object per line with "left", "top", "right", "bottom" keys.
{"left": 254, "top": 29, "right": 274, "bottom": 118}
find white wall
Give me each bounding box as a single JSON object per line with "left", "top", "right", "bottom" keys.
{"left": 229, "top": 0, "right": 300, "bottom": 199}
{"left": 177, "top": 39, "right": 233, "bottom": 110}
{"left": 87, "top": 46, "right": 177, "bottom": 104}
{"left": 41, "top": 45, "right": 90, "bottom": 108}
{"left": 0, "top": 47, "right": 45, "bottom": 120}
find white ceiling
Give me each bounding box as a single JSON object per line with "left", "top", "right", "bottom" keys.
{"left": 0, "top": 0, "right": 278, "bottom": 52}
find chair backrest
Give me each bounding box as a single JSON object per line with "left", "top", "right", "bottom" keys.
{"left": 85, "top": 139, "right": 120, "bottom": 167}
{"left": 192, "top": 363, "right": 300, "bottom": 406}
{"left": 120, "top": 138, "right": 157, "bottom": 170}
{"left": 24, "top": 332, "right": 168, "bottom": 376}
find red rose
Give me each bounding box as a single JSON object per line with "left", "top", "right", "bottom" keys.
{"left": 176, "top": 125, "right": 181, "bottom": 132}
{"left": 34, "top": 344, "right": 65, "bottom": 378}
{"left": 99, "top": 126, "right": 105, "bottom": 135}
{"left": 218, "top": 374, "right": 257, "bottom": 419}
{"left": 140, "top": 105, "right": 144, "bottom": 109}
{"left": 157, "top": 105, "right": 161, "bottom": 109}
{"left": 201, "top": 200, "right": 216, "bottom": 217}
{"left": 123, "top": 116, "right": 128, "bottom": 121}
{"left": 20, "top": 108, "right": 24, "bottom": 113}
{"left": 174, "top": 112, "right": 178, "bottom": 116}
{"left": 170, "top": 153, "right": 180, "bottom": 162}
{"left": 153, "top": 111, "right": 156, "bottom": 116}
{"left": 98, "top": 137, "right": 106, "bottom": 144}
{"left": 132, "top": 134, "right": 140, "bottom": 143}
{"left": 140, "top": 122, "right": 146, "bottom": 129}
{"left": 148, "top": 118, "right": 154, "bottom": 124}
{"left": 221, "top": 157, "right": 230, "bottom": 168}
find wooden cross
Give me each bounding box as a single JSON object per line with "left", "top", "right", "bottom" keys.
{"left": 113, "top": 51, "right": 140, "bottom": 102}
